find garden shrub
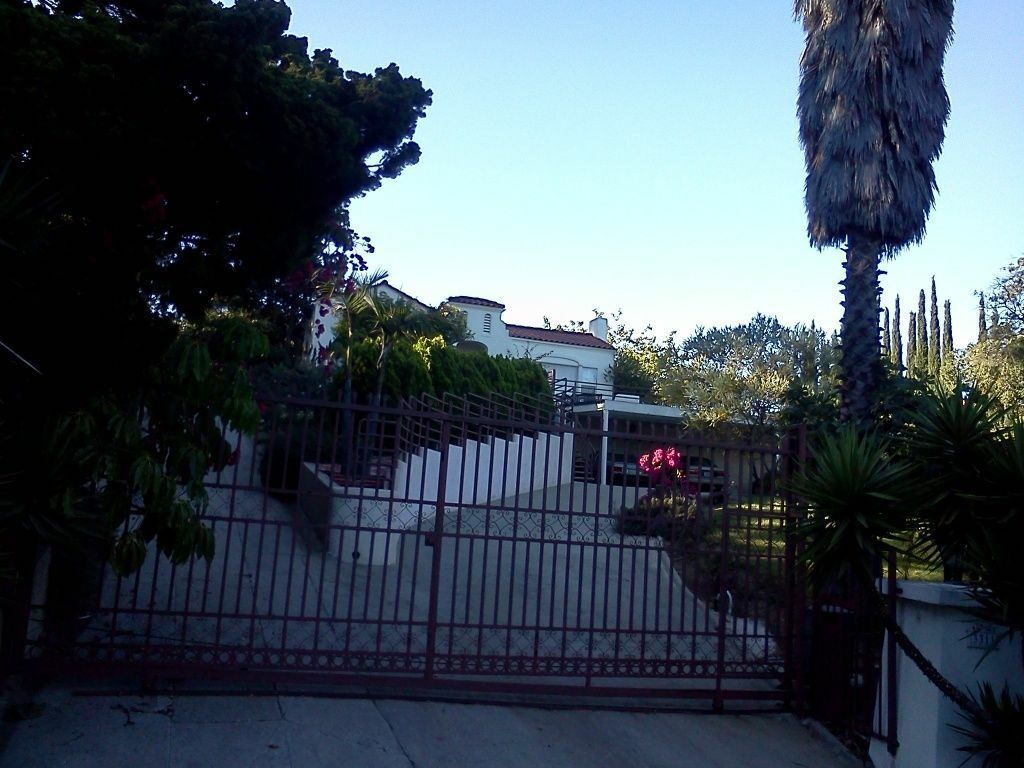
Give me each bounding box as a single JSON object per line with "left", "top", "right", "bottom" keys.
{"left": 351, "top": 340, "right": 549, "bottom": 406}
{"left": 250, "top": 361, "right": 338, "bottom": 402}
{"left": 344, "top": 338, "right": 432, "bottom": 403}
{"left": 616, "top": 493, "right": 697, "bottom": 538}
{"left": 415, "top": 346, "right": 552, "bottom": 405}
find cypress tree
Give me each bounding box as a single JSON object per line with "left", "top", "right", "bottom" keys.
{"left": 929, "top": 277, "right": 940, "bottom": 374}
{"left": 892, "top": 296, "right": 903, "bottom": 370}
{"left": 916, "top": 291, "right": 928, "bottom": 376}
{"left": 978, "top": 295, "right": 987, "bottom": 341}
{"left": 882, "top": 307, "right": 891, "bottom": 357}
{"left": 908, "top": 311, "right": 918, "bottom": 376}
{"left": 943, "top": 299, "right": 953, "bottom": 354}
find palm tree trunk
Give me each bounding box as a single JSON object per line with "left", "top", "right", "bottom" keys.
{"left": 868, "top": 587, "right": 982, "bottom": 719}
{"left": 373, "top": 344, "right": 391, "bottom": 407}
{"left": 362, "top": 343, "right": 393, "bottom": 476}
{"left": 839, "top": 239, "right": 883, "bottom": 423}
{"left": 341, "top": 337, "right": 355, "bottom": 476}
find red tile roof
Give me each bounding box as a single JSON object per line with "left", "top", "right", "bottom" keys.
{"left": 506, "top": 324, "right": 614, "bottom": 350}
{"left": 446, "top": 295, "right": 506, "bottom": 309}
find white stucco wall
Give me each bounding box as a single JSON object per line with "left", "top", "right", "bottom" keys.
{"left": 449, "top": 300, "right": 512, "bottom": 354}
{"left": 299, "top": 430, "right": 574, "bottom": 566}
{"left": 870, "top": 581, "right": 1024, "bottom": 768}
{"left": 392, "top": 430, "right": 574, "bottom": 508}
{"left": 505, "top": 343, "right": 613, "bottom": 384}
{"left": 308, "top": 298, "right": 336, "bottom": 364}
{"left": 448, "top": 299, "right": 614, "bottom": 383}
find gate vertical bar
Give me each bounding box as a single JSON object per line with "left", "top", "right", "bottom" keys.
{"left": 0, "top": 540, "right": 36, "bottom": 681}
{"left": 423, "top": 419, "right": 450, "bottom": 682}
{"left": 713, "top": 495, "right": 731, "bottom": 712}
{"left": 886, "top": 549, "right": 899, "bottom": 755}
{"left": 782, "top": 426, "right": 798, "bottom": 707}
{"left": 785, "top": 425, "right": 808, "bottom": 713}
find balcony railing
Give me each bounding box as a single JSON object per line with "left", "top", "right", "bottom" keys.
{"left": 551, "top": 377, "right": 652, "bottom": 407}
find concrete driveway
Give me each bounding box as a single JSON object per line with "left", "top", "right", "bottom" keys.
{"left": 55, "top": 473, "right": 777, "bottom": 691}
{"left": 1, "top": 684, "right": 861, "bottom": 768}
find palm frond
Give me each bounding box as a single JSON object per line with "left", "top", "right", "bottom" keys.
{"left": 795, "top": 0, "right": 955, "bottom": 254}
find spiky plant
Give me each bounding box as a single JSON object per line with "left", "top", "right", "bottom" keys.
{"left": 795, "top": 0, "right": 954, "bottom": 422}
{"left": 901, "top": 386, "right": 1006, "bottom": 575}
{"left": 951, "top": 683, "right": 1024, "bottom": 768}
{"left": 794, "top": 425, "right": 982, "bottom": 718}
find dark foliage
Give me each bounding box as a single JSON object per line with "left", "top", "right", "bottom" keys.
{"left": 0, "top": 0, "right": 430, "bottom": 575}
{"left": 952, "top": 683, "right": 1024, "bottom": 768}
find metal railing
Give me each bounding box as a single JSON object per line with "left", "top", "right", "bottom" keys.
{"left": 19, "top": 396, "right": 807, "bottom": 709}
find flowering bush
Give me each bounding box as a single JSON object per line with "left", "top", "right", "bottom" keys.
{"left": 638, "top": 446, "right": 685, "bottom": 489}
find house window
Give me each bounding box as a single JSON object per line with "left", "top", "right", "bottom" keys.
{"left": 483, "top": 313, "right": 492, "bottom": 334}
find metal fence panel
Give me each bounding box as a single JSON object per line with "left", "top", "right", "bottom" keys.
{"left": 24, "top": 397, "right": 803, "bottom": 703}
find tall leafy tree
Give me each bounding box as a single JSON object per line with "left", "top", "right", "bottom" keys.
{"left": 795, "top": 0, "right": 954, "bottom": 421}
{"left": 0, "top": 0, "right": 431, "bottom": 575}
{"left": 660, "top": 315, "right": 837, "bottom": 434}
{"left": 987, "top": 255, "right": 1024, "bottom": 334}
{"left": 967, "top": 257, "right": 1024, "bottom": 419}
{"left": 605, "top": 312, "right": 669, "bottom": 400}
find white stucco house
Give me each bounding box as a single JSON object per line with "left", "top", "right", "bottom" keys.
{"left": 444, "top": 295, "right": 614, "bottom": 387}
{"left": 309, "top": 281, "right": 616, "bottom": 390}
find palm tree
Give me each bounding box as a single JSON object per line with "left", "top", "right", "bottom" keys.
{"left": 795, "top": 1, "right": 954, "bottom": 422}
{"left": 331, "top": 269, "right": 387, "bottom": 404}
{"left": 328, "top": 270, "right": 386, "bottom": 475}
{"left": 363, "top": 297, "right": 424, "bottom": 406}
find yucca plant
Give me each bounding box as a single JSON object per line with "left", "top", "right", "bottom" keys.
{"left": 959, "top": 423, "right": 1024, "bottom": 661}
{"left": 794, "top": 424, "right": 982, "bottom": 718}
{"left": 951, "top": 683, "right": 1024, "bottom": 768}
{"left": 794, "top": 427, "right": 913, "bottom": 592}
{"left": 900, "top": 387, "right": 1007, "bottom": 577}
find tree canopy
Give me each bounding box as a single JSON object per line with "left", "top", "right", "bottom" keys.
{"left": 1, "top": 0, "right": 431, "bottom": 390}
{"left": 595, "top": 312, "right": 837, "bottom": 434}
{"left": 0, "top": 0, "right": 431, "bottom": 575}
{"left": 661, "top": 314, "right": 837, "bottom": 432}
{"left": 965, "top": 255, "right": 1024, "bottom": 419}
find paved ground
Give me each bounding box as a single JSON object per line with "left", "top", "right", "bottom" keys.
{"left": 0, "top": 684, "right": 862, "bottom": 768}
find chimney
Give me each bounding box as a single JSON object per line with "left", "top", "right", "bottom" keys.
{"left": 589, "top": 315, "right": 608, "bottom": 341}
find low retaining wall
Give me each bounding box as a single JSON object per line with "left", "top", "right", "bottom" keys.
{"left": 298, "top": 463, "right": 413, "bottom": 566}
{"left": 297, "top": 430, "right": 575, "bottom": 566}
{"left": 393, "top": 431, "right": 574, "bottom": 507}
{"left": 870, "top": 581, "right": 1024, "bottom": 768}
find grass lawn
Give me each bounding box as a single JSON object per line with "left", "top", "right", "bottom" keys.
{"left": 665, "top": 499, "right": 793, "bottom": 640}
{"left": 651, "top": 496, "right": 943, "bottom": 646}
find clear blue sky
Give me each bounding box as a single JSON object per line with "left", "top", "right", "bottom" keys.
{"left": 287, "top": 1, "right": 1023, "bottom": 348}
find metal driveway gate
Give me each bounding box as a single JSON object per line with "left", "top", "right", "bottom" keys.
{"left": 23, "top": 395, "right": 804, "bottom": 705}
